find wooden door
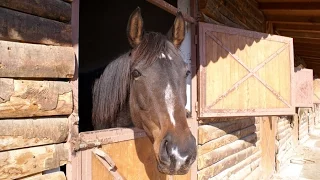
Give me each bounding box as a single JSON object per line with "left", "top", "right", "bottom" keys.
{"left": 294, "top": 68, "right": 313, "bottom": 107}
{"left": 198, "top": 23, "right": 295, "bottom": 117}
{"left": 78, "top": 128, "right": 191, "bottom": 180}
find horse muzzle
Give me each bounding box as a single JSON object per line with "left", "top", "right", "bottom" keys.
{"left": 157, "top": 133, "right": 197, "bottom": 175}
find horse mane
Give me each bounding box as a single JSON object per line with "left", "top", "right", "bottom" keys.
{"left": 92, "top": 32, "right": 180, "bottom": 129}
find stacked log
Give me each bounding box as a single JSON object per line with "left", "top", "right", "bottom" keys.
{"left": 0, "top": 0, "right": 74, "bottom": 179}
{"left": 315, "top": 104, "right": 320, "bottom": 125}
{"left": 275, "top": 116, "right": 295, "bottom": 171}
{"left": 198, "top": 117, "right": 261, "bottom": 179}
{"left": 298, "top": 108, "right": 310, "bottom": 144}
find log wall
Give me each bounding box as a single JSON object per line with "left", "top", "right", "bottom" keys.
{"left": 0, "top": 1, "right": 73, "bottom": 179}
{"left": 275, "top": 116, "right": 295, "bottom": 172}
{"left": 196, "top": 1, "right": 266, "bottom": 179}
{"left": 197, "top": 117, "right": 261, "bottom": 180}
{"left": 298, "top": 108, "right": 310, "bottom": 144}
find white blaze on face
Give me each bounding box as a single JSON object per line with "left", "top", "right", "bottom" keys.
{"left": 165, "top": 84, "right": 176, "bottom": 126}
{"left": 171, "top": 147, "right": 188, "bottom": 170}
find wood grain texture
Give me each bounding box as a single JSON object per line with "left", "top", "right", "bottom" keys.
{"left": 198, "top": 23, "right": 294, "bottom": 117}
{"left": 0, "top": 0, "right": 71, "bottom": 22}
{"left": 198, "top": 133, "right": 258, "bottom": 170}
{"left": 294, "top": 68, "right": 313, "bottom": 107}
{"left": 198, "top": 124, "right": 257, "bottom": 156}
{"left": 91, "top": 137, "right": 190, "bottom": 180}
{"left": 0, "top": 79, "right": 73, "bottom": 118}
{"left": 0, "top": 7, "right": 72, "bottom": 46}
{"left": 198, "top": 146, "right": 259, "bottom": 179}
{"left": 20, "top": 171, "right": 66, "bottom": 180}
{"left": 0, "top": 118, "right": 68, "bottom": 151}
{"left": 198, "top": 118, "right": 255, "bottom": 144}
{"left": 0, "top": 144, "right": 68, "bottom": 179}
{"left": 0, "top": 40, "right": 75, "bottom": 78}
{"left": 314, "top": 79, "right": 320, "bottom": 103}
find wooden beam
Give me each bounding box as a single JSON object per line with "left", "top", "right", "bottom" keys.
{"left": 0, "top": 40, "right": 75, "bottom": 78}
{"left": 294, "top": 38, "right": 320, "bottom": 44}
{"left": 274, "top": 23, "right": 320, "bottom": 31}
{"left": 269, "top": 21, "right": 320, "bottom": 26}
{"left": 0, "top": 7, "right": 72, "bottom": 46}
{"left": 263, "top": 9, "right": 320, "bottom": 16}
{"left": 295, "top": 50, "right": 320, "bottom": 57}
{"left": 257, "top": 0, "right": 320, "bottom": 2}
{"left": 259, "top": 2, "right": 320, "bottom": 10}
{"left": 0, "top": 79, "right": 73, "bottom": 119}
{"left": 22, "top": 171, "right": 66, "bottom": 180}
{"left": 278, "top": 29, "right": 320, "bottom": 39}
{"left": 0, "top": 0, "right": 71, "bottom": 22}
{"left": 0, "top": 117, "right": 68, "bottom": 151}
{"left": 146, "top": 0, "right": 196, "bottom": 23}
{"left": 265, "top": 15, "right": 320, "bottom": 24}
{"left": 294, "top": 43, "right": 320, "bottom": 51}
{"left": 0, "top": 144, "right": 67, "bottom": 180}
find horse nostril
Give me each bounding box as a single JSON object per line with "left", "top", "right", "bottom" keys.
{"left": 159, "top": 139, "right": 171, "bottom": 166}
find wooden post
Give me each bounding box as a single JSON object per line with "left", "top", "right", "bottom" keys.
{"left": 260, "top": 116, "right": 277, "bottom": 179}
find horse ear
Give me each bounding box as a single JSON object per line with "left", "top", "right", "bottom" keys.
{"left": 127, "top": 7, "right": 144, "bottom": 48}
{"left": 171, "top": 12, "right": 185, "bottom": 48}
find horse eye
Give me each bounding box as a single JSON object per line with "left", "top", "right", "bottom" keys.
{"left": 186, "top": 70, "right": 191, "bottom": 77}
{"left": 132, "top": 70, "right": 142, "bottom": 78}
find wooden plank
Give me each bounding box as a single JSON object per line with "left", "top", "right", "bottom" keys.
{"left": 198, "top": 124, "right": 256, "bottom": 156}
{"left": 0, "top": 40, "right": 75, "bottom": 78}
{"left": 198, "top": 146, "right": 259, "bottom": 179}
{"left": 278, "top": 29, "right": 320, "bottom": 39}
{"left": 0, "top": 7, "right": 72, "bottom": 46}
{"left": 266, "top": 15, "right": 320, "bottom": 24}
{"left": 0, "top": 0, "right": 71, "bottom": 22}
{"left": 198, "top": 22, "right": 294, "bottom": 117}
{"left": 260, "top": 116, "right": 276, "bottom": 178}
{"left": 0, "top": 118, "right": 68, "bottom": 151}
{"left": 259, "top": 2, "right": 320, "bottom": 10}
{"left": 263, "top": 9, "right": 320, "bottom": 17}
{"left": 0, "top": 144, "right": 68, "bottom": 180}
{"left": 0, "top": 79, "right": 73, "bottom": 118}
{"left": 20, "top": 171, "right": 66, "bottom": 180}
{"left": 198, "top": 118, "right": 255, "bottom": 144}
{"left": 91, "top": 136, "right": 190, "bottom": 180}
{"left": 146, "top": 0, "right": 195, "bottom": 23}
{"left": 274, "top": 23, "right": 320, "bottom": 31}
{"left": 212, "top": 151, "right": 261, "bottom": 180}
{"left": 198, "top": 133, "right": 258, "bottom": 170}
{"left": 229, "top": 158, "right": 260, "bottom": 180}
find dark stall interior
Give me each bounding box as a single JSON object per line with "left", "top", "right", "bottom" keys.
{"left": 79, "top": 0, "right": 177, "bottom": 132}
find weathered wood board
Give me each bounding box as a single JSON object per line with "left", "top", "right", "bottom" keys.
{"left": 79, "top": 128, "right": 190, "bottom": 180}
{"left": 0, "top": 118, "right": 68, "bottom": 151}
{"left": 314, "top": 79, "right": 320, "bottom": 103}
{"left": 0, "top": 144, "right": 68, "bottom": 179}
{"left": 294, "top": 68, "right": 313, "bottom": 107}
{"left": 18, "top": 171, "right": 66, "bottom": 180}
{"left": 0, "top": 79, "right": 73, "bottom": 118}
{"left": 0, "top": 7, "right": 72, "bottom": 46}
{"left": 0, "top": 0, "right": 71, "bottom": 22}
{"left": 198, "top": 22, "right": 294, "bottom": 117}
{"left": 0, "top": 40, "right": 75, "bottom": 78}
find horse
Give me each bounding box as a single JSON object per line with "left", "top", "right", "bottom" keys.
{"left": 92, "top": 7, "right": 197, "bottom": 175}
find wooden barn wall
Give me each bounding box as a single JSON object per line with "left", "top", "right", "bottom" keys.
{"left": 0, "top": 1, "right": 73, "bottom": 179}
{"left": 197, "top": 117, "right": 261, "bottom": 179}
{"left": 198, "top": 0, "right": 265, "bottom": 32}
{"left": 196, "top": 0, "right": 266, "bottom": 179}
{"left": 275, "top": 116, "right": 295, "bottom": 172}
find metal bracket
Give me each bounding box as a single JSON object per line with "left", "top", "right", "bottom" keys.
{"left": 92, "top": 148, "right": 124, "bottom": 180}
